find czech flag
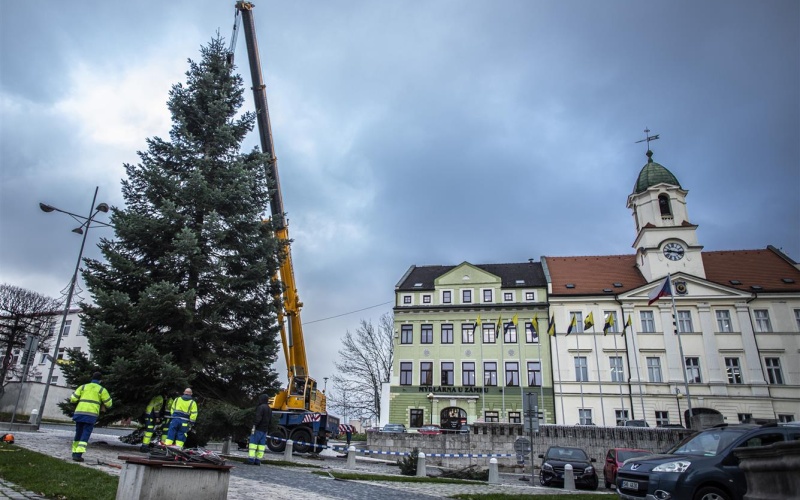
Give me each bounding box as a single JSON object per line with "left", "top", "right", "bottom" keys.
{"left": 647, "top": 276, "right": 672, "bottom": 306}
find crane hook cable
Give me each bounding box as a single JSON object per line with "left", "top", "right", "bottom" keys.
{"left": 302, "top": 301, "right": 392, "bottom": 325}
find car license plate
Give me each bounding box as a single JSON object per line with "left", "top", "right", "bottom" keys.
{"left": 622, "top": 480, "right": 639, "bottom": 490}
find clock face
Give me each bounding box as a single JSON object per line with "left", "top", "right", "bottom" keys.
{"left": 663, "top": 242, "right": 685, "bottom": 261}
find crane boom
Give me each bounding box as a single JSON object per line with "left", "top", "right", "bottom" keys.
{"left": 234, "top": 1, "right": 324, "bottom": 415}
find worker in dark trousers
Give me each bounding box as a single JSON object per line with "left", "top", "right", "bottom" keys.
{"left": 246, "top": 394, "right": 272, "bottom": 465}
{"left": 140, "top": 394, "right": 165, "bottom": 452}
{"left": 164, "top": 388, "right": 198, "bottom": 449}
{"left": 158, "top": 392, "right": 178, "bottom": 443}
{"left": 69, "top": 371, "right": 112, "bottom": 462}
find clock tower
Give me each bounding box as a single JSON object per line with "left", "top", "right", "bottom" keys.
{"left": 626, "top": 150, "right": 706, "bottom": 282}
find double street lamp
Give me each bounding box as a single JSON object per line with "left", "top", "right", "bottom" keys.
{"left": 675, "top": 388, "right": 684, "bottom": 428}
{"left": 427, "top": 392, "right": 434, "bottom": 424}
{"left": 35, "top": 187, "right": 110, "bottom": 427}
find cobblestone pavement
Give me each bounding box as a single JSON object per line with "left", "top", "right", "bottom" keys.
{"left": 5, "top": 428, "right": 612, "bottom": 498}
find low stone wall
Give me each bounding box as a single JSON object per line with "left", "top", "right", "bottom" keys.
{"left": 735, "top": 440, "right": 800, "bottom": 500}
{"left": 368, "top": 423, "right": 691, "bottom": 468}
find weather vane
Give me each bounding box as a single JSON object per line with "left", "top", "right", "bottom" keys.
{"left": 635, "top": 127, "right": 660, "bottom": 151}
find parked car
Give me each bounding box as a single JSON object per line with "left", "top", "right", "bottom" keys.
{"left": 380, "top": 423, "right": 407, "bottom": 433}
{"left": 621, "top": 420, "right": 650, "bottom": 427}
{"left": 538, "top": 446, "right": 598, "bottom": 490}
{"left": 417, "top": 425, "right": 442, "bottom": 435}
{"left": 617, "top": 423, "right": 800, "bottom": 500}
{"left": 659, "top": 424, "right": 686, "bottom": 429}
{"left": 602, "top": 448, "right": 651, "bottom": 489}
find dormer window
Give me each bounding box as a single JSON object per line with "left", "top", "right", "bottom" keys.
{"left": 658, "top": 194, "right": 672, "bottom": 217}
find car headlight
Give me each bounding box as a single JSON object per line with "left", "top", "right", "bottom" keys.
{"left": 542, "top": 463, "right": 553, "bottom": 471}
{"left": 652, "top": 460, "right": 691, "bottom": 473}
{"left": 583, "top": 466, "right": 594, "bottom": 475}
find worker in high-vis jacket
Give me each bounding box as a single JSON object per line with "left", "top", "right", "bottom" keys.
{"left": 163, "top": 388, "right": 198, "bottom": 449}
{"left": 140, "top": 394, "right": 166, "bottom": 452}
{"left": 246, "top": 394, "right": 272, "bottom": 465}
{"left": 69, "top": 371, "right": 112, "bottom": 462}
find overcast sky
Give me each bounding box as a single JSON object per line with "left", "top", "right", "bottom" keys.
{"left": 2, "top": 1, "right": 798, "bottom": 388}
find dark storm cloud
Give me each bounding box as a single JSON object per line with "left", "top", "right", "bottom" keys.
{"left": 1, "top": 0, "right": 798, "bottom": 383}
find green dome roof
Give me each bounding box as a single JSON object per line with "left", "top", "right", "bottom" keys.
{"left": 633, "top": 151, "right": 681, "bottom": 194}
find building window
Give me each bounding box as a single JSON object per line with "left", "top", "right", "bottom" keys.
{"left": 579, "top": 409, "right": 593, "bottom": 425}
{"left": 400, "top": 362, "right": 413, "bottom": 385}
{"left": 509, "top": 411, "right": 521, "bottom": 424}
{"left": 420, "top": 362, "right": 433, "bottom": 385}
{"left": 677, "top": 310, "right": 693, "bottom": 333}
{"left": 685, "top": 357, "right": 702, "bottom": 383}
{"left": 57, "top": 347, "right": 66, "bottom": 360}
{"left": 738, "top": 413, "right": 752, "bottom": 424}
{"left": 440, "top": 324, "right": 454, "bottom": 344}
{"left": 640, "top": 311, "right": 656, "bottom": 333}
{"left": 570, "top": 311, "right": 584, "bottom": 334}
{"left": 615, "top": 410, "right": 630, "bottom": 426}
{"left": 527, "top": 361, "right": 542, "bottom": 386}
{"left": 440, "top": 362, "right": 454, "bottom": 386}
{"left": 78, "top": 324, "right": 86, "bottom": 336}
{"left": 525, "top": 322, "right": 539, "bottom": 343}
{"left": 410, "top": 409, "right": 424, "bottom": 428}
{"left": 647, "top": 357, "right": 662, "bottom": 383}
{"left": 575, "top": 356, "right": 588, "bottom": 382}
{"left": 725, "top": 357, "right": 743, "bottom": 384}
{"left": 484, "top": 411, "right": 499, "bottom": 423}
{"left": 504, "top": 292, "right": 513, "bottom": 302}
{"left": 462, "top": 289, "right": 472, "bottom": 303}
{"left": 39, "top": 353, "right": 46, "bottom": 365}
{"left": 422, "top": 294, "right": 431, "bottom": 304}
{"left": 778, "top": 414, "right": 795, "bottom": 423}
{"left": 401, "top": 325, "right": 413, "bottom": 344}
{"left": 754, "top": 310, "right": 773, "bottom": 332}
{"left": 525, "top": 291, "right": 535, "bottom": 301}
{"left": 658, "top": 193, "right": 672, "bottom": 216}
{"left": 482, "top": 289, "right": 493, "bottom": 303}
{"left": 403, "top": 295, "right": 412, "bottom": 305}
{"left": 482, "top": 324, "right": 496, "bottom": 344}
{"left": 610, "top": 356, "right": 624, "bottom": 382}
{"left": 51, "top": 376, "right": 58, "bottom": 384}
{"left": 421, "top": 324, "right": 433, "bottom": 344}
{"left": 462, "top": 362, "right": 476, "bottom": 386}
{"left": 62, "top": 319, "right": 72, "bottom": 337}
{"left": 503, "top": 322, "right": 517, "bottom": 343}
{"left": 765, "top": 357, "right": 784, "bottom": 384}
{"left": 716, "top": 310, "right": 733, "bottom": 332}
{"left": 461, "top": 324, "right": 475, "bottom": 344}
{"left": 795, "top": 309, "right": 800, "bottom": 330}
{"left": 442, "top": 290, "right": 452, "bottom": 304}
{"left": 655, "top": 411, "right": 669, "bottom": 427}
{"left": 604, "top": 312, "right": 619, "bottom": 334}
{"left": 505, "top": 362, "right": 519, "bottom": 387}
{"left": 34, "top": 375, "right": 42, "bottom": 382}
{"left": 483, "top": 362, "right": 497, "bottom": 386}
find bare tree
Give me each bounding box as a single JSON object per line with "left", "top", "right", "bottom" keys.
{"left": 327, "top": 313, "right": 394, "bottom": 423}
{"left": 0, "top": 284, "right": 59, "bottom": 393}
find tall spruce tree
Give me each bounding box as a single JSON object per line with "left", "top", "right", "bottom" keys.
{"left": 69, "top": 37, "right": 284, "bottom": 437}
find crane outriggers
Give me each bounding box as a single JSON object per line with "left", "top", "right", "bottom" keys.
{"left": 231, "top": 1, "right": 339, "bottom": 453}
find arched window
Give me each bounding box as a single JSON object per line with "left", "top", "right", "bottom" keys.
{"left": 658, "top": 194, "right": 672, "bottom": 216}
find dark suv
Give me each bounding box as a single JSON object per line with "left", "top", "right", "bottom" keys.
{"left": 539, "top": 445, "right": 598, "bottom": 490}
{"left": 616, "top": 423, "right": 800, "bottom": 500}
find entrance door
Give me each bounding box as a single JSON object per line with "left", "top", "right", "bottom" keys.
{"left": 440, "top": 407, "right": 467, "bottom": 432}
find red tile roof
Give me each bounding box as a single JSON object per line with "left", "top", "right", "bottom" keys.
{"left": 545, "top": 247, "right": 800, "bottom": 296}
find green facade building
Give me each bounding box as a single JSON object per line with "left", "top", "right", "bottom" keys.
{"left": 390, "top": 261, "right": 553, "bottom": 430}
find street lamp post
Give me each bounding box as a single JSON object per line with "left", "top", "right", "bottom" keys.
{"left": 675, "top": 388, "right": 684, "bottom": 428}
{"left": 427, "top": 392, "right": 434, "bottom": 425}
{"left": 36, "top": 187, "right": 109, "bottom": 428}
{"left": 323, "top": 377, "right": 328, "bottom": 392}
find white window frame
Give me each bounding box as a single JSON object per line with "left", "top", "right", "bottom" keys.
{"left": 765, "top": 357, "right": 784, "bottom": 385}
{"left": 615, "top": 409, "right": 630, "bottom": 426}
{"left": 481, "top": 288, "right": 493, "bottom": 303}
{"left": 640, "top": 311, "right": 656, "bottom": 333}
{"left": 442, "top": 290, "right": 452, "bottom": 304}
{"left": 685, "top": 356, "right": 702, "bottom": 383}
{"left": 462, "top": 289, "right": 473, "bottom": 304}
{"left": 647, "top": 357, "right": 662, "bottom": 383}
{"left": 503, "top": 292, "right": 514, "bottom": 302}
{"left": 524, "top": 291, "right": 536, "bottom": 302}
{"left": 422, "top": 294, "right": 431, "bottom": 304}
{"left": 677, "top": 310, "right": 693, "bottom": 333}
{"left": 575, "top": 356, "right": 589, "bottom": 382}
{"left": 754, "top": 310, "right": 773, "bottom": 332}
{"left": 725, "top": 357, "right": 743, "bottom": 384}
{"left": 716, "top": 310, "right": 733, "bottom": 333}
{"left": 655, "top": 411, "right": 669, "bottom": 427}
{"left": 570, "top": 311, "right": 584, "bottom": 334}
{"left": 402, "top": 295, "right": 412, "bottom": 305}
{"left": 604, "top": 311, "right": 619, "bottom": 334}
{"left": 578, "top": 409, "right": 593, "bottom": 425}
{"left": 610, "top": 356, "right": 624, "bottom": 382}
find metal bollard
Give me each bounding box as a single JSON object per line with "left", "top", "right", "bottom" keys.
{"left": 221, "top": 436, "right": 231, "bottom": 455}
{"left": 416, "top": 452, "right": 426, "bottom": 477}
{"left": 488, "top": 457, "right": 499, "bottom": 484}
{"left": 284, "top": 440, "right": 293, "bottom": 461}
{"left": 564, "top": 463, "right": 575, "bottom": 490}
{"left": 346, "top": 445, "right": 356, "bottom": 469}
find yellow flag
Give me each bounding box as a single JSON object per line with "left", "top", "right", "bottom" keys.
{"left": 584, "top": 312, "right": 594, "bottom": 330}
{"left": 547, "top": 315, "right": 556, "bottom": 336}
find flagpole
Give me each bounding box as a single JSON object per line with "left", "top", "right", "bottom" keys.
{"left": 519, "top": 319, "right": 526, "bottom": 421}
{"left": 669, "top": 273, "right": 693, "bottom": 424}
{"left": 478, "top": 318, "right": 485, "bottom": 421}
{"left": 574, "top": 316, "right": 585, "bottom": 422}
{"left": 554, "top": 333, "right": 565, "bottom": 424}
{"left": 610, "top": 317, "right": 625, "bottom": 422}
{"left": 500, "top": 318, "right": 506, "bottom": 421}
{"left": 625, "top": 313, "right": 646, "bottom": 420}
{"left": 590, "top": 320, "right": 607, "bottom": 426}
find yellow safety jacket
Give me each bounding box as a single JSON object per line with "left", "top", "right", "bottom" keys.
{"left": 70, "top": 382, "right": 112, "bottom": 422}
{"left": 170, "top": 396, "right": 198, "bottom": 423}
{"left": 145, "top": 395, "right": 164, "bottom": 416}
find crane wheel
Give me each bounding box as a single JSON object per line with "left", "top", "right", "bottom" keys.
{"left": 290, "top": 428, "right": 313, "bottom": 453}
{"left": 266, "top": 426, "right": 288, "bottom": 453}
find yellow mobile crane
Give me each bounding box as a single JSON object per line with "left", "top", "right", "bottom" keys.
{"left": 231, "top": 1, "right": 338, "bottom": 453}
